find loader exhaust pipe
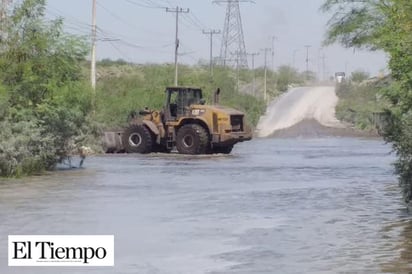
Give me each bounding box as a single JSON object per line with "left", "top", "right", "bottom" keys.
{"left": 213, "top": 88, "right": 220, "bottom": 105}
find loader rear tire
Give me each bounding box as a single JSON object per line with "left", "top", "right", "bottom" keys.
{"left": 176, "top": 124, "right": 209, "bottom": 155}
{"left": 123, "top": 125, "right": 153, "bottom": 154}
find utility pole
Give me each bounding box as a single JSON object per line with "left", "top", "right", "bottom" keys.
{"left": 247, "top": 52, "right": 259, "bottom": 96}
{"left": 232, "top": 51, "right": 241, "bottom": 93}
{"left": 271, "top": 35, "right": 277, "bottom": 72}
{"left": 91, "top": 0, "right": 97, "bottom": 90}
{"left": 166, "top": 6, "right": 189, "bottom": 86}
{"left": 304, "top": 45, "right": 311, "bottom": 80}
{"left": 203, "top": 29, "right": 221, "bottom": 77}
{"left": 261, "top": 48, "right": 271, "bottom": 102}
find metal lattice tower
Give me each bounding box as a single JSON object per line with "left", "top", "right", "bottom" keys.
{"left": 216, "top": 0, "right": 248, "bottom": 68}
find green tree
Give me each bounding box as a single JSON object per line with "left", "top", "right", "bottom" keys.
{"left": 322, "top": 0, "right": 412, "bottom": 204}
{"left": 0, "top": 0, "right": 91, "bottom": 177}
{"left": 351, "top": 70, "right": 370, "bottom": 83}
{"left": 0, "top": 0, "right": 87, "bottom": 107}
{"left": 321, "top": 0, "right": 385, "bottom": 49}
{"left": 276, "top": 65, "right": 304, "bottom": 91}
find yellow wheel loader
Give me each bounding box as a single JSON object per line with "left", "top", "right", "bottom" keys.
{"left": 104, "top": 87, "right": 252, "bottom": 155}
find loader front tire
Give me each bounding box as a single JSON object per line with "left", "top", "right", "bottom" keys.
{"left": 176, "top": 124, "right": 209, "bottom": 155}
{"left": 123, "top": 125, "right": 153, "bottom": 154}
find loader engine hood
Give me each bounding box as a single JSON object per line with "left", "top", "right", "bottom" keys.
{"left": 188, "top": 103, "right": 251, "bottom": 138}
{"left": 192, "top": 104, "right": 245, "bottom": 115}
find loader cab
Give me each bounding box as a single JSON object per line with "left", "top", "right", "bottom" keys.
{"left": 164, "top": 87, "right": 203, "bottom": 120}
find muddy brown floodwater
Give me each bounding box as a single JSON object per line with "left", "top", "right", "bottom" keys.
{"left": 0, "top": 137, "right": 411, "bottom": 273}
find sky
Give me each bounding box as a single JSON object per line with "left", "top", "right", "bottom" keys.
{"left": 44, "top": 0, "right": 388, "bottom": 78}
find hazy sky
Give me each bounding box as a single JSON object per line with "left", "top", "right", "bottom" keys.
{"left": 45, "top": 0, "right": 388, "bottom": 77}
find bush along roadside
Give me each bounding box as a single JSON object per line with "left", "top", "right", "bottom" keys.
{"left": 0, "top": 0, "right": 93, "bottom": 177}
{"left": 335, "top": 79, "right": 390, "bottom": 133}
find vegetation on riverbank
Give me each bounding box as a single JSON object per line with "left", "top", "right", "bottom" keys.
{"left": 335, "top": 76, "right": 390, "bottom": 132}
{"left": 323, "top": 0, "right": 412, "bottom": 204}
{"left": 0, "top": 0, "right": 93, "bottom": 177}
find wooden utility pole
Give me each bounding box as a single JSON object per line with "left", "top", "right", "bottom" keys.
{"left": 261, "top": 48, "right": 271, "bottom": 102}
{"left": 203, "top": 29, "right": 220, "bottom": 77}
{"left": 271, "top": 35, "right": 277, "bottom": 72}
{"left": 232, "top": 51, "right": 241, "bottom": 93}
{"left": 305, "top": 45, "right": 311, "bottom": 80}
{"left": 91, "top": 0, "right": 97, "bottom": 90}
{"left": 166, "top": 6, "right": 189, "bottom": 86}
{"left": 247, "top": 52, "right": 259, "bottom": 96}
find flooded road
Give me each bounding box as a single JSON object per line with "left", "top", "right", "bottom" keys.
{"left": 0, "top": 137, "right": 411, "bottom": 274}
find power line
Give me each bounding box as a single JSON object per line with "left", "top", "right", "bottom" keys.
{"left": 123, "top": 0, "right": 165, "bottom": 9}
{"left": 47, "top": 5, "right": 91, "bottom": 27}
{"left": 181, "top": 14, "right": 201, "bottom": 30}
{"left": 247, "top": 52, "right": 259, "bottom": 96}
{"left": 97, "top": 2, "right": 137, "bottom": 31}
{"left": 180, "top": 9, "right": 209, "bottom": 33}
{"left": 156, "top": 0, "right": 174, "bottom": 8}
{"left": 180, "top": 15, "right": 202, "bottom": 31}
{"left": 98, "top": 1, "right": 170, "bottom": 38}
{"left": 142, "top": 0, "right": 166, "bottom": 8}
{"left": 108, "top": 41, "right": 131, "bottom": 61}
{"left": 188, "top": 12, "right": 208, "bottom": 30}
{"left": 95, "top": 23, "right": 172, "bottom": 48}
{"left": 48, "top": 0, "right": 212, "bottom": 69}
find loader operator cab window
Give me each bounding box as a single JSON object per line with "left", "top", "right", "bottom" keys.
{"left": 165, "top": 88, "right": 203, "bottom": 120}
{"left": 169, "top": 91, "right": 178, "bottom": 118}
{"left": 187, "top": 89, "right": 203, "bottom": 106}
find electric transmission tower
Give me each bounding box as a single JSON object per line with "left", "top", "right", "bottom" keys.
{"left": 214, "top": 0, "right": 250, "bottom": 69}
